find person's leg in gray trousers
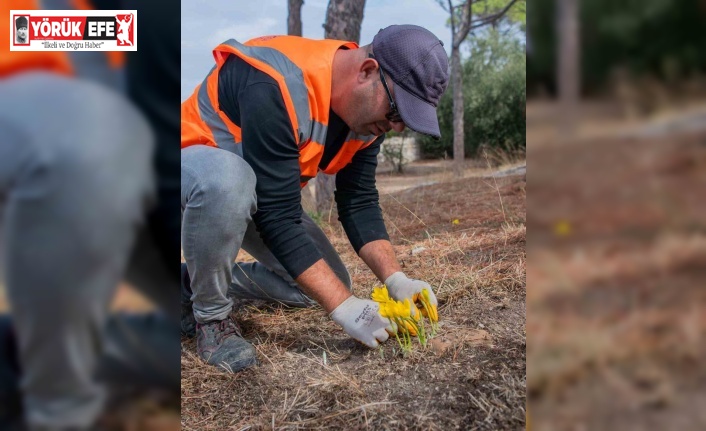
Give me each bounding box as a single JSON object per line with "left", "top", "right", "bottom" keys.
{"left": 0, "top": 73, "right": 154, "bottom": 430}
{"left": 181, "top": 145, "right": 258, "bottom": 371}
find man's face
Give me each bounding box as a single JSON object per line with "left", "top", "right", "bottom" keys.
{"left": 17, "top": 26, "right": 27, "bottom": 40}
{"left": 340, "top": 61, "right": 406, "bottom": 137}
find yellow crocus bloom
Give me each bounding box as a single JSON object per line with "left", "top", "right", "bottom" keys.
{"left": 371, "top": 285, "right": 391, "bottom": 303}
{"left": 419, "top": 289, "right": 439, "bottom": 323}
{"left": 554, "top": 220, "right": 571, "bottom": 236}
{"left": 378, "top": 302, "right": 394, "bottom": 319}
{"left": 398, "top": 299, "right": 412, "bottom": 318}
{"left": 403, "top": 320, "right": 418, "bottom": 336}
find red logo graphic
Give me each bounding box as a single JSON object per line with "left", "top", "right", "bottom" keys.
{"left": 115, "top": 13, "right": 133, "bottom": 46}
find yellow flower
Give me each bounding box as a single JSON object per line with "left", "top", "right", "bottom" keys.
{"left": 419, "top": 288, "right": 438, "bottom": 323}
{"left": 398, "top": 299, "right": 412, "bottom": 318}
{"left": 374, "top": 290, "right": 431, "bottom": 342}
{"left": 429, "top": 305, "right": 438, "bottom": 322}
{"left": 419, "top": 305, "right": 438, "bottom": 321}
{"left": 377, "top": 299, "right": 409, "bottom": 320}
{"left": 377, "top": 301, "right": 394, "bottom": 319}
{"left": 452, "top": 219, "right": 460, "bottom": 225}
{"left": 553, "top": 220, "right": 571, "bottom": 237}
{"left": 371, "top": 285, "right": 391, "bottom": 303}
{"left": 403, "top": 320, "right": 418, "bottom": 336}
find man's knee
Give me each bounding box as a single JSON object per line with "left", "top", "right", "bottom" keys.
{"left": 181, "top": 146, "right": 256, "bottom": 215}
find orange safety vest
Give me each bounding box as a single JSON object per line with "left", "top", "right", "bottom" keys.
{"left": 0, "top": 0, "right": 73, "bottom": 77}
{"left": 181, "top": 36, "right": 379, "bottom": 187}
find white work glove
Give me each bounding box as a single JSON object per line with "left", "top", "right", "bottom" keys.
{"left": 330, "top": 296, "right": 392, "bottom": 348}
{"left": 385, "top": 272, "right": 438, "bottom": 315}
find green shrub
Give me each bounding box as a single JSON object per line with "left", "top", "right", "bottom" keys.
{"left": 420, "top": 28, "right": 526, "bottom": 158}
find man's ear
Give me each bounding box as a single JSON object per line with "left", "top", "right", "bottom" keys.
{"left": 358, "top": 57, "right": 379, "bottom": 83}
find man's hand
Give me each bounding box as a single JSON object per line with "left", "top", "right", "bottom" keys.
{"left": 330, "top": 296, "right": 392, "bottom": 348}
{"left": 385, "top": 272, "right": 438, "bottom": 316}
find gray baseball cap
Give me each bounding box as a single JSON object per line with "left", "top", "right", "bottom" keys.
{"left": 372, "top": 25, "right": 450, "bottom": 140}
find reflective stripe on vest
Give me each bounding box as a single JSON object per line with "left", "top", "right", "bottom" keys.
{"left": 196, "top": 66, "right": 242, "bottom": 156}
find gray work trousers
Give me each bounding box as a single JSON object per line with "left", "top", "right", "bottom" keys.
{"left": 0, "top": 73, "right": 157, "bottom": 429}
{"left": 181, "top": 145, "right": 351, "bottom": 324}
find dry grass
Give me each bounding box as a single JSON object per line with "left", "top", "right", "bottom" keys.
{"left": 527, "top": 124, "right": 706, "bottom": 430}
{"left": 181, "top": 173, "right": 527, "bottom": 430}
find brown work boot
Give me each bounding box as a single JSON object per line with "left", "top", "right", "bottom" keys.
{"left": 196, "top": 317, "right": 257, "bottom": 372}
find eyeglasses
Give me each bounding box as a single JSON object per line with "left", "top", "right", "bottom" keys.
{"left": 370, "top": 54, "right": 403, "bottom": 123}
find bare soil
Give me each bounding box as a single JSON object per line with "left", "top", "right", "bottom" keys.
{"left": 181, "top": 170, "right": 527, "bottom": 430}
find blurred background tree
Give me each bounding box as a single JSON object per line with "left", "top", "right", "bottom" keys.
{"left": 527, "top": 0, "right": 706, "bottom": 97}
{"left": 287, "top": 0, "right": 304, "bottom": 36}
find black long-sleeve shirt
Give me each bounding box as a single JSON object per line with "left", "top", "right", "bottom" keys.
{"left": 217, "top": 54, "right": 389, "bottom": 279}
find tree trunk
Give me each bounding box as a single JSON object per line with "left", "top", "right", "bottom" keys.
{"left": 287, "top": 0, "right": 304, "bottom": 36}
{"left": 556, "top": 0, "right": 580, "bottom": 138}
{"left": 451, "top": 45, "right": 465, "bottom": 177}
{"left": 439, "top": 0, "right": 517, "bottom": 176}
{"left": 448, "top": 0, "right": 473, "bottom": 178}
{"left": 322, "top": 0, "right": 366, "bottom": 42}
{"left": 315, "top": 0, "right": 366, "bottom": 214}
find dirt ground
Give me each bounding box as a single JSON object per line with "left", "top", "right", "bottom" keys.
{"left": 374, "top": 157, "right": 525, "bottom": 195}
{"left": 527, "top": 101, "right": 706, "bottom": 430}
{"left": 181, "top": 166, "right": 527, "bottom": 430}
